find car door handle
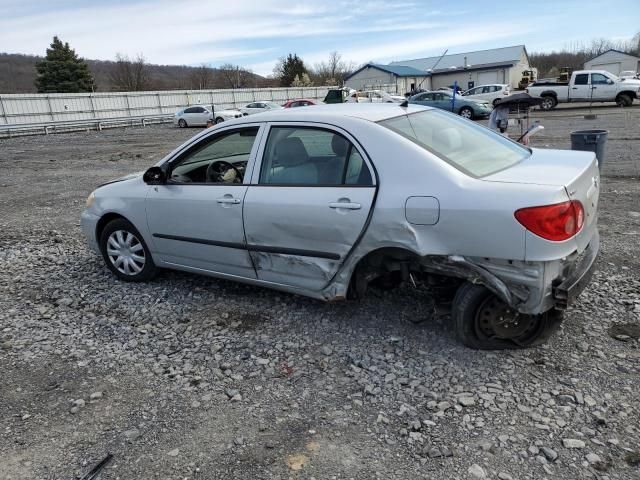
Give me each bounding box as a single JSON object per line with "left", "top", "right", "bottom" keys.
{"left": 216, "top": 197, "right": 240, "bottom": 204}
{"left": 572, "top": 87, "right": 578, "bottom": 89}
{"left": 329, "top": 201, "right": 361, "bottom": 210}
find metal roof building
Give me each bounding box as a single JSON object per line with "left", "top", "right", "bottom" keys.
{"left": 390, "top": 45, "right": 531, "bottom": 91}
{"left": 584, "top": 49, "right": 640, "bottom": 76}
{"left": 344, "top": 63, "right": 431, "bottom": 93}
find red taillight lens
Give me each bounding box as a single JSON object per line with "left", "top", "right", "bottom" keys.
{"left": 515, "top": 201, "right": 584, "bottom": 241}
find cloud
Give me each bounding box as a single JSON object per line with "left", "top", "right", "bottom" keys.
{"left": 0, "top": 0, "right": 452, "bottom": 65}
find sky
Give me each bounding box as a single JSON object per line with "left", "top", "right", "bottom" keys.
{"left": 0, "top": 0, "right": 638, "bottom": 76}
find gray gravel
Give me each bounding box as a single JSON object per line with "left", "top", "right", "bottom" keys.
{"left": 1, "top": 112, "right": 639, "bottom": 479}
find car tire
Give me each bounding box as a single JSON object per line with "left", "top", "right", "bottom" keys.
{"left": 178, "top": 119, "right": 187, "bottom": 128}
{"left": 215, "top": 117, "right": 224, "bottom": 124}
{"left": 540, "top": 96, "right": 557, "bottom": 110}
{"left": 616, "top": 94, "right": 632, "bottom": 107}
{"left": 452, "top": 282, "right": 563, "bottom": 350}
{"left": 99, "top": 218, "right": 158, "bottom": 282}
{"left": 492, "top": 98, "right": 501, "bottom": 107}
{"left": 459, "top": 107, "right": 473, "bottom": 119}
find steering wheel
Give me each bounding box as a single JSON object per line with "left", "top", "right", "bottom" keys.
{"left": 206, "top": 160, "right": 243, "bottom": 183}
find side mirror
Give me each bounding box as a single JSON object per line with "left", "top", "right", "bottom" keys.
{"left": 143, "top": 166, "right": 166, "bottom": 185}
{"left": 607, "top": 79, "right": 614, "bottom": 84}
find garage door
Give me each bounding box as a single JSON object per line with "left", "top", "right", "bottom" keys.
{"left": 477, "top": 71, "right": 499, "bottom": 85}
{"left": 593, "top": 62, "right": 621, "bottom": 75}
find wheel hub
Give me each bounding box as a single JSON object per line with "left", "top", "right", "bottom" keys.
{"left": 475, "top": 296, "right": 536, "bottom": 339}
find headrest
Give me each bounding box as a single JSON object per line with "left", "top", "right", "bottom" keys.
{"left": 331, "top": 135, "right": 349, "bottom": 156}
{"left": 275, "top": 137, "right": 308, "bottom": 167}
{"left": 435, "top": 127, "right": 462, "bottom": 152}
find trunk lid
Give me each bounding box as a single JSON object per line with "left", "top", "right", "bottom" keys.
{"left": 483, "top": 148, "right": 599, "bottom": 252}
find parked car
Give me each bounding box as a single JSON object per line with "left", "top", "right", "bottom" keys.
{"left": 282, "top": 99, "right": 316, "bottom": 108}
{"left": 461, "top": 84, "right": 511, "bottom": 106}
{"left": 82, "top": 104, "right": 599, "bottom": 350}
{"left": 408, "top": 91, "right": 492, "bottom": 119}
{"left": 240, "top": 101, "right": 284, "bottom": 115}
{"left": 359, "top": 90, "right": 405, "bottom": 103}
{"left": 619, "top": 70, "right": 639, "bottom": 80}
{"left": 174, "top": 105, "right": 242, "bottom": 127}
{"left": 526, "top": 70, "right": 640, "bottom": 109}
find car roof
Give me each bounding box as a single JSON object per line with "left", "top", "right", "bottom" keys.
{"left": 230, "top": 103, "right": 431, "bottom": 123}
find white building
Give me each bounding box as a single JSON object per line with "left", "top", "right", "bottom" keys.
{"left": 344, "top": 64, "right": 431, "bottom": 94}
{"left": 584, "top": 49, "right": 640, "bottom": 75}
{"left": 390, "top": 45, "right": 532, "bottom": 91}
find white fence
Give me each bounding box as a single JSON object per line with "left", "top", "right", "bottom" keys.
{"left": 0, "top": 87, "right": 335, "bottom": 125}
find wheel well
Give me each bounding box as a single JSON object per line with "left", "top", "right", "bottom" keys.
{"left": 540, "top": 91, "right": 557, "bottom": 98}
{"left": 347, "top": 247, "right": 465, "bottom": 299}
{"left": 95, "top": 213, "right": 127, "bottom": 242}
{"left": 616, "top": 91, "right": 634, "bottom": 99}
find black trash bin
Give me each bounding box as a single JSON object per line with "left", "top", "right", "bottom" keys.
{"left": 570, "top": 129, "right": 608, "bottom": 172}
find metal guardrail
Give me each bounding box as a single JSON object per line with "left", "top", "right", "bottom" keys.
{"left": 0, "top": 114, "right": 174, "bottom": 138}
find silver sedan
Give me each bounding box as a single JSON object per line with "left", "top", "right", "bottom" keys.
{"left": 82, "top": 104, "right": 599, "bottom": 349}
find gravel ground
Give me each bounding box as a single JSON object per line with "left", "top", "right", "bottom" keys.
{"left": 1, "top": 108, "right": 639, "bottom": 480}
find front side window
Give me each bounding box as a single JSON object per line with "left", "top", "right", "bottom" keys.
{"left": 259, "top": 127, "right": 372, "bottom": 186}
{"left": 184, "top": 107, "right": 198, "bottom": 114}
{"left": 169, "top": 128, "right": 259, "bottom": 184}
{"left": 379, "top": 110, "right": 530, "bottom": 177}
{"left": 591, "top": 73, "right": 609, "bottom": 85}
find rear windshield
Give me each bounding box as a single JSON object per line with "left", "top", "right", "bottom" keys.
{"left": 379, "top": 110, "right": 530, "bottom": 177}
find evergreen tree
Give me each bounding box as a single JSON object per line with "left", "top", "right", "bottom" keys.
{"left": 273, "top": 54, "right": 307, "bottom": 87}
{"left": 35, "top": 36, "right": 95, "bottom": 93}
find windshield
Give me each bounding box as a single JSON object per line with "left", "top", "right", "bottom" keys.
{"left": 265, "top": 102, "right": 281, "bottom": 109}
{"left": 379, "top": 110, "right": 530, "bottom": 177}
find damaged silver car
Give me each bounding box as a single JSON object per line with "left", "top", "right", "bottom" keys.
{"left": 81, "top": 104, "right": 599, "bottom": 349}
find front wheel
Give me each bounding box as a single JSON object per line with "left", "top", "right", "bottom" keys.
{"left": 215, "top": 117, "right": 225, "bottom": 124}
{"left": 452, "top": 283, "right": 563, "bottom": 349}
{"left": 99, "top": 218, "right": 158, "bottom": 282}
{"left": 459, "top": 107, "right": 473, "bottom": 119}
{"left": 616, "top": 94, "right": 632, "bottom": 107}
{"left": 540, "top": 96, "right": 557, "bottom": 110}
{"left": 178, "top": 119, "right": 187, "bottom": 128}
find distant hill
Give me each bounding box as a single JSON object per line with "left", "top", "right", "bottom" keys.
{"left": 0, "top": 52, "right": 276, "bottom": 94}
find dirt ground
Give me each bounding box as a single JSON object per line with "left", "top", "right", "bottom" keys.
{"left": 1, "top": 106, "right": 639, "bottom": 480}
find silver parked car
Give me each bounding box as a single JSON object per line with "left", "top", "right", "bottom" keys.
{"left": 240, "top": 101, "right": 284, "bottom": 115}
{"left": 174, "top": 105, "right": 243, "bottom": 127}
{"left": 82, "top": 104, "right": 599, "bottom": 349}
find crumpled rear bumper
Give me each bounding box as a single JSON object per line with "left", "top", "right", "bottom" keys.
{"left": 552, "top": 229, "right": 599, "bottom": 309}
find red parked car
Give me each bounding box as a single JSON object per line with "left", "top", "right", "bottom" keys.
{"left": 282, "top": 99, "right": 316, "bottom": 108}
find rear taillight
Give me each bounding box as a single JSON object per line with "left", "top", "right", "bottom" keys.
{"left": 515, "top": 201, "right": 584, "bottom": 241}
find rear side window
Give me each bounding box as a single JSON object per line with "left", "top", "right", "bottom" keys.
{"left": 259, "top": 127, "right": 372, "bottom": 186}
{"left": 574, "top": 74, "right": 589, "bottom": 85}
{"left": 379, "top": 110, "right": 530, "bottom": 177}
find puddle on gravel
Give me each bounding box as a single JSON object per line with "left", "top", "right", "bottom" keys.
{"left": 608, "top": 322, "right": 640, "bottom": 341}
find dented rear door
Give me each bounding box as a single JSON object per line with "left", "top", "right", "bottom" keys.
{"left": 243, "top": 122, "right": 376, "bottom": 291}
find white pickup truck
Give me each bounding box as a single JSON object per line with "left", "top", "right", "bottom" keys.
{"left": 527, "top": 70, "right": 640, "bottom": 110}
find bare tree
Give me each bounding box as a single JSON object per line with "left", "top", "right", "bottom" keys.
{"left": 189, "top": 63, "right": 214, "bottom": 89}
{"left": 218, "top": 63, "right": 254, "bottom": 88}
{"left": 312, "top": 51, "right": 356, "bottom": 86}
{"left": 110, "top": 53, "right": 150, "bottom": 91}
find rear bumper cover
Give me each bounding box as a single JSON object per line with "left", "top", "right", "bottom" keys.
{"left": 553, "top": 229, "right": 599, "bottom": 309}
